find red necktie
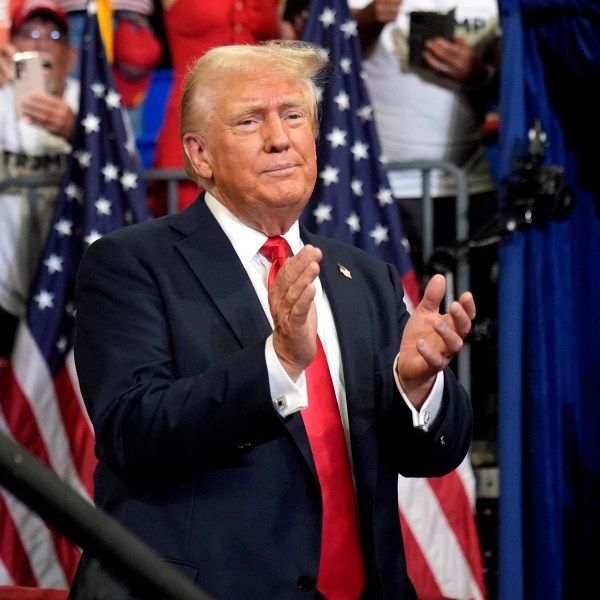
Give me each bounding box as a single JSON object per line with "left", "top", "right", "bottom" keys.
{"left": 260, "top": 236, "right": 365, "bottom": 600}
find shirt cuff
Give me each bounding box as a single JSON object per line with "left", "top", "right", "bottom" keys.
{"left": 393, "top": 353, "right": 444, "bottom": 431}
{"left": 265, "top": 334, "right": 308, "bottom": 417}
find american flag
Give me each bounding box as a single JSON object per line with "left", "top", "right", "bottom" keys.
{"left": 301, "top": 1, "right": 487, "bottom": 599}
{"left": 299, "top": 0, "right": 420, "bottom": 309}
{"left": 0, "top": 0, "right": 149, "bottom": 588}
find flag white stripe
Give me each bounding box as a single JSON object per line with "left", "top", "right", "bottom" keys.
{"left": 12, "top": 325, "right": 88, "bottom": 498}
{"left": 0, "top": 414, "right": 67, "bottom": 588}
{"left": 2, "top": 488, "right": 67, "bottom": 588}
{"left": 398, "top": 473, "right": 484, "bottom": 600}
{"left": 0, "top": 558, "right": 15, "bottom": 585}
{"left": 457, "top": 454, "right": 478, "bottom": 507}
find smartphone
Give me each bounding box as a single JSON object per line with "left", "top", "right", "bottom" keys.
{"left": 408, "top": 10, "right": 455, "bottom": 68}
{"left": 13, "top": 51, "right": 45, "bottom": 120}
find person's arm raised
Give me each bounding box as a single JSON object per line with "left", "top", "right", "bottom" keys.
{"left": 352, "top": 0, "right": 402, "bottom": 57}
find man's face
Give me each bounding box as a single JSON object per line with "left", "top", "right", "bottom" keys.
{"left": 188, "top": 69, "right": 318, "bottom": 236}
{"left": 11, "top": 15, "right": 72, "bottom": 95}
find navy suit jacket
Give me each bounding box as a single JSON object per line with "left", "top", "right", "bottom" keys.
{"left": 70, "top": 196, "right": 473, "bottom": 599}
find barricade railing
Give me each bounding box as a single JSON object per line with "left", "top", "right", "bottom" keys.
{"left": 0, "top": 174, "right": 63, "bottom": 282}
{"left": 140, "top": 168, "right": 189, "bottom": 215}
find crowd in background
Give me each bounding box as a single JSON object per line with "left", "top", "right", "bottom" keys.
{"left": 0, "top": 0, "right": 501, "bottom": 446}
{"left": 0, "top": 1, "right": 501, "bottom": 598}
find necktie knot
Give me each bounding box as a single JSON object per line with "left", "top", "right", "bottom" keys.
{"left": 259, "top": 236, "right": 291, "bottom": 289}
{"left": 259, "top": 236, "right": 291, "bottom": 264}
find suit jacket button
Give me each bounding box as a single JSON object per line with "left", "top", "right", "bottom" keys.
{"left": 297, "top": 575, "right": 316, "bottom": 591}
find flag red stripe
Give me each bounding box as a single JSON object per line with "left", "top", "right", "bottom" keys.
{"left": 0, "top": 364, "right": 51, "bottom": 466}
{"left": 46, "top": 523, "right": 81, "bottom": 586}
{"left": 401, "top": 268, "right": 422, "bottom": 310}
{"left": 428, "top": 472, "right": 487, "bottom": 597}
{"left": 0, "top": 491, "right": 37, "bottom": 586}
{"left": 399, "top": 508, "right": 444, "bottom": 597}
{"left": 1, "top": 362, "right": 83, "bottom": 587}
{"left": 52, "top": 365, "right": 95, "bottom": 497}
{"left": 428, "top": 470, "right": 473, "bottom": 547}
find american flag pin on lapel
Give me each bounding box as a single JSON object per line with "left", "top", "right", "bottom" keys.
{"left": 337, "top": 263, "right": 352, "bottom": 279}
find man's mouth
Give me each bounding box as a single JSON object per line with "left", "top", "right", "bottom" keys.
{"left": 266, "top": 164, "right": 296, "bottom": 174}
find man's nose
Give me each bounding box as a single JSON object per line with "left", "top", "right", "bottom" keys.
{"left": 263, "top": 117, "right": 290, "bottom": 151}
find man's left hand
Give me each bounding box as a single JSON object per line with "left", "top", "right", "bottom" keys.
{"left": 397, "top": 273, "right": 476, "bottom": 408}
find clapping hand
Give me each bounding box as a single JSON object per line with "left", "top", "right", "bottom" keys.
{"left": 397, "top": 274, "right": 476, "bottom": 408}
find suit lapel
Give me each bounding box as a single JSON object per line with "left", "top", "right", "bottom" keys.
{"left": 169, "top": 205, "right": 379, "bottom": 489}
{"left": 169, "top": 200, "right": 319, "bottom": 483}
{"left": 169, "top": 199, "right": 272, "bottom": 346}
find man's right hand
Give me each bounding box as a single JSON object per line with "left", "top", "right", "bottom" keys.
{"left": 269, "top": 244, "right": 322, "bottom": 381}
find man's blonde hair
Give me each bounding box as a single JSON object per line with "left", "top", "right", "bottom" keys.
{"left": 179, "top": 40, "right": 328, "bottom": 182}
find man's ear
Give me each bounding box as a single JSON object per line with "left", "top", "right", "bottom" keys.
{"left": 182, "top": 133, "right": 213, "bottom": 180}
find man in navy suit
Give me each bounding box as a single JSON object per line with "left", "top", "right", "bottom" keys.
{"left": 70, "top": 40, "right": 476, "bottom": 599}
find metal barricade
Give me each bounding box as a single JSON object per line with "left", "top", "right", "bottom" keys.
{"left": 0, "top": 173, "right": 63, "bottom": 286}
{"left": 140, "top": 168, "right": 189, "bottom": 215}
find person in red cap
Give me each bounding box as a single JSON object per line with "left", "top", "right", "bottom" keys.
{"left": 0, "top": 0, "right": 76, "bottom": 135}
{"left": 0, "top": 0, "right": 79, "bottom": 356}
{"left": 52, "top": 0, "right": 161, "bottom": 134}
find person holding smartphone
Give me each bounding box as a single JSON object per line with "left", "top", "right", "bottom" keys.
{"left": 350, "top": 0, "right": 501, "bottom": 461}
{"left": 0, "top": 0, "right": 79, "bottom": 357}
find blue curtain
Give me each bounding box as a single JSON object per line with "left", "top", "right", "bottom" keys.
{"left": 497, "top": 2, "right": 600, "bottom": 599}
